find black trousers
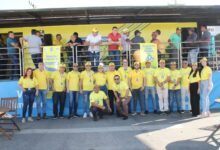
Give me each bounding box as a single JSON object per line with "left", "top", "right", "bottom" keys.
{"left": 53, "top": 92, "right": 66, "bottom": 117}
{"left": 190, "top": 82, "right": 200, "bottom": 116}
{"left": 108, "top": 90, "right": 116, "bottom": 115}
{"left": 90, "top": 106, "right": 106, "bottom": 118}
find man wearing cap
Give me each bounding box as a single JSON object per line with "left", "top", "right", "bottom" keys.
{"left": 184, "top": 28, "right": 198, "bottom": 64}
{"left": 200, "top": 57, "right": 213, "bottom": 117}
{"left": 85, "top": 28, "right": 102, "bottom": 71}
{"left": 121, "top": 28, "right": 131, "bottom": 61}
{"left": 180, "top": 60, "right": 191, "bottom": 113}
{"left": 90, "top": 85, "right": 111, "bottom": 121}
{"left": 168, "top": 28, "right": 182, "bottom": 62}
{"left": 143, "top": 60, "right": 157, "bottom": 114}
{"left": 94, "top": 63, "right": 107, "bottom": 94}
{"left": 131, "top": 30, "right": 145, "bottom": 50}
{"left": 106, "top": 62, "right": 120, "bottom": 115}
{"left": 118, "top": 59, "right": 132, "bottom": 112}
{"left": 128, "top": 62, "right": 145, "bottom": 116}
{"left": 108, "top": 26, "right": 121, "bottom": 68}
{"left": 168, "top": 62, "right": 182, "bottom": 113}
{"left": 80, "top": 62, "right": 94, "bottom": 118}
{"left": 66, "top": 63, "right": 80, "bottom": 119}
{"left": 50, "top": 63, "right": 67, "bottom": 119}
{"left": 113, "top": 75, "right": 132, "bottom": 120}
{"left": 154, "top": 59, "right": 170, "bottom": 114}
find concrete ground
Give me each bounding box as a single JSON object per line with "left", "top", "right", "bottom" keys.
{"left": 1, "top": 111, "right": 220, "bottom": 150}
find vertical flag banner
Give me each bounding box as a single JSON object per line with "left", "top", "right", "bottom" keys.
{"left": 43, "top": 46, "right": 61, "bottom": 71}
{"left": 140, "top": 43, "right": 158, "bottom": 68}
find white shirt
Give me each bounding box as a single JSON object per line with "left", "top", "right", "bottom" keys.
{"left": 86, "top": 34, "right": 102, "bottom": 53}
{"left": 121, "top": 34, "right": 130, "bottom": 52}
{"left": 24, "top": 35, "right": 42, "bottom": 54}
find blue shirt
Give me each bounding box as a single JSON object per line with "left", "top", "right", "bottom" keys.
{"left": 6, "top": 38, "right": 17, "bottom": 54}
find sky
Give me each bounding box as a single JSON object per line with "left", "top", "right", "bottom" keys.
{"left": 0, "top": 0, "right": 220, "bottom": 10}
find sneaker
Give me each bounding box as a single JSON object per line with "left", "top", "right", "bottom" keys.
{"left": 83, "top": 112, "right": 87, "bottom": 118}
{"left": 28, "top": 117, "right": 34, "bottom": 122}
{"left": 37, "top": 114, "right": 41, "bottom": 120}
{"left": 52, "top": 116, "right": 58, "bottom": 120}
{"left": 132, "top": 112, "right": 137, "bottom": 116}
{"left": 59, "top": 116, "right": 64, "bottom": 119}
{"left": 140, "top": 112, "right": 146, "bottom": 116}
{"left": 89, "top": 112, "right": 93, "bottom": 118}
{"left": 74, "top": 114, "right": 80, "bottom": 118}
{"left": 180, "top": 110, "right": 185, "bottom": 114}
{"left": 21, "top": 118, "right": 26, "bottom": 123}
{"left": 43, "top": 113, "right": 47, "bottom": 119}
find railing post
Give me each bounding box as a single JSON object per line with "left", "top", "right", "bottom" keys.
{"left": 71, "top": 46, "right": 75, "bottom": 64}
{"left": 76, "top": 46, "right": 78, "bottom": 64}
{"left": 18, "top": 48, "right": 22, "bottom": 77}
{"left": 21, "top": 48, "right": 25, "bottom": 75}
{"left": 179, "top": 42, "right": 182, "bottom": 69}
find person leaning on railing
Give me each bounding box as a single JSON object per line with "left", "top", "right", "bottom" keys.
{"left": 18, "top": 68, "right": 39, "bottom": 123}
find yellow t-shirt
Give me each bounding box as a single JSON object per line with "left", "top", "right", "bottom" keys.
{"left": 51, "top": 71, "right": 67, "bottom": 92}
{"left": 53, "top": 39, "right": 65, "bottom": 46}
{"left": 67, "top": 71, "right": 80, "bottom": 91}
{"left": 18, "top": 76, "right": 38, "bottom": 89}
{"left": 169, "top": 70, "right": 181, "bottom": 90}
{"left": 80, "top": 70, "right": 94, "bottom": 91}
{"left": 113, "top": 81, "right": 132, "bottom": 97}
{"left": 128, "top": 69, "right": 144, "bottom": 89}
{"left": 143, "top": 68, "right": 155, "bottom": 87}
{"left": 201, "top": 66, "right": 212, "bottom": 80}
{"left": 189, "top": 71, "right": 200, "bottom": 83}
{"left": 118, "top": 67, "right": 132, "bottom": 84}
{"left": 154, "top": 67, "right": 170, "bottom": 88}
{"left": 94, "top": 72, "right": 106, "bottom": 86}
{"left": 33, "top": 69, "right": 48, "bottom": 90}
{"left": 90, "top": 91, "right": 107, "bottom": 107}
{"left": 106, "top": 70, "right": 120, "bottom": 90}
{"left": 180, "top": 67, "right": 191, "bottom": 88}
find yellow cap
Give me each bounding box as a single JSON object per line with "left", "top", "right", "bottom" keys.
{"left": 160, "top": 59, "right": 165, "bottom": 63}
{"left": 92, "top": 28, "right": 98, "bottom": 33}
{"left": 59, "top": 63, "right": 66, "bottom": 68}
{"left": 192, "top": 63, "right": 198, "bottom": 66}
{"left": 145, "top": 60, "right": 152, "bottom": 63}
{"left": 122, "top": 28, "right": 129, "bottom": 33}
{"left": 85, "top": 61, "right": 91, "bottom": 66}
{"left": 170, "top": 62, "right": 176, "bottom": 65}
{"left": 73, "top": 63, "right": 78, "bottom": 66}
{"left": 200, "top": 57, "right": 208, "bottom": 62}
{"left": 109, "top": 62, "right": 115, "bottom": 66}
{"left": 134, "top": 61, "right": 140, "bottom": 65}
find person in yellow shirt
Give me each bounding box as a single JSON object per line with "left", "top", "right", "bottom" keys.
{"left": 53, "top": 34, "right": 67, "bottom": 63}
{"left": 18, "top": 68, "right": 39, "bottom": 123}
{"left": 128, "top": 62, "right": 145, "bottom": 116}
{"left": 189, "top": 63, "right": 200, "bottom": 117}
{"left": 168, "top": 62, "right": 181, "bottom": 113}
{"left": 154, "top": 59, "right": 170, "bottom": 114}
{"left": 80, "top": 61, "right": 94, "bottom": 118}
{"left": 66, "top": 63, "right": 80, "bottom": 119}
{"left": 94, "top": 63, "right": 107, "bottom": 94}
{"left": 143, "top": 60, "right": 157, "bottom": 114}
{"left": 33, "top": 62, "right": 49, "bottom": 120}
{"left": 118, "top": 59, "right": 132, "bottom": 112}
{"left": 113, "top": 75, "right": 132, "bottom": 120}
{"left": 50, "top": 63, "right": 67, "bottom": 119}
{"left": 106, "top": 62, "right": 120, "bottom": 115}
{"left": 90, "top": 85, "right": 111, "bottom": 121}
{"left": 180, "top": 60, "right": 191, "bottom": 113}
{"left": 200, "top": 57, "right": 213, "bottom": 117}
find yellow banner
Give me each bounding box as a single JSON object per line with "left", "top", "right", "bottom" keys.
{"left": 140, "top": 43, "right": 158, "bottom": 68}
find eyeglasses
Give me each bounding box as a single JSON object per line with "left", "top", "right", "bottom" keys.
{"left": 114, "top": 78, "right": 120, "bottom": 81}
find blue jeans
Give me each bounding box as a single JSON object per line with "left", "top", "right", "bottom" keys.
{"left": 100, "top": 85, "right": 108, "bottom": 95}
{"left": 31, "top": 53, "right": 42, "bottom": 68}
{"left": 8, "top": 54, "right": 19, "bottom": 79}
{"left": 109, "top": 50, "right": 120, "bottom": 68}
{"left": 22, "top": 89, "right": 36, "bottom": 118}
{"left": 169, "top": 90, "right": 181, "bottom": 112}
{"left": 82, "top": 91, "right": 91, "bottom": 114}
{"left": 36, "top": 90, "right": 47, "bottom": 114}
{"left": 132, "top": 88, "right": 144, "bottom": 112}
{"left": 145, "top": 86, "right": 157, "bottom": 111}
{"left": 69, "top": 91, "right": 79, "bottom": 116}
{"left": 188, "top": 48, "right": 199, "bottom": 64}
{"left": 88, "top": 52, "right": 100, "bottom": 71}
{"left": 200, "top": 80, "right": 213, "bottom": 113}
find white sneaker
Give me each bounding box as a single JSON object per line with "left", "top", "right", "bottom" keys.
{"left": 140, "top": 112, "right": 146, "bottom": 116}
{"left": 89, "top": 112, "right": 93, "bottom": 118}
{"left": 21, "top": 118, "right": 26, "bottom": 123}
{"left": 132, "top": 112, "right": 137, "bottom": 116}
{"left": 28, "top": 117, "right": 34, "bottom": 122}
{"left": 83, "top": 112, "right": 87, "bottom": 118}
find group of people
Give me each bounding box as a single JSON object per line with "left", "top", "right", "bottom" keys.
{"left": 18, "top": 56, "right": 213, "bottom": 123}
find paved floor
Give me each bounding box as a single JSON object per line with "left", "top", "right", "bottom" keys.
{"left": 1, "top": 112, "right": 220, "bottom": 150}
